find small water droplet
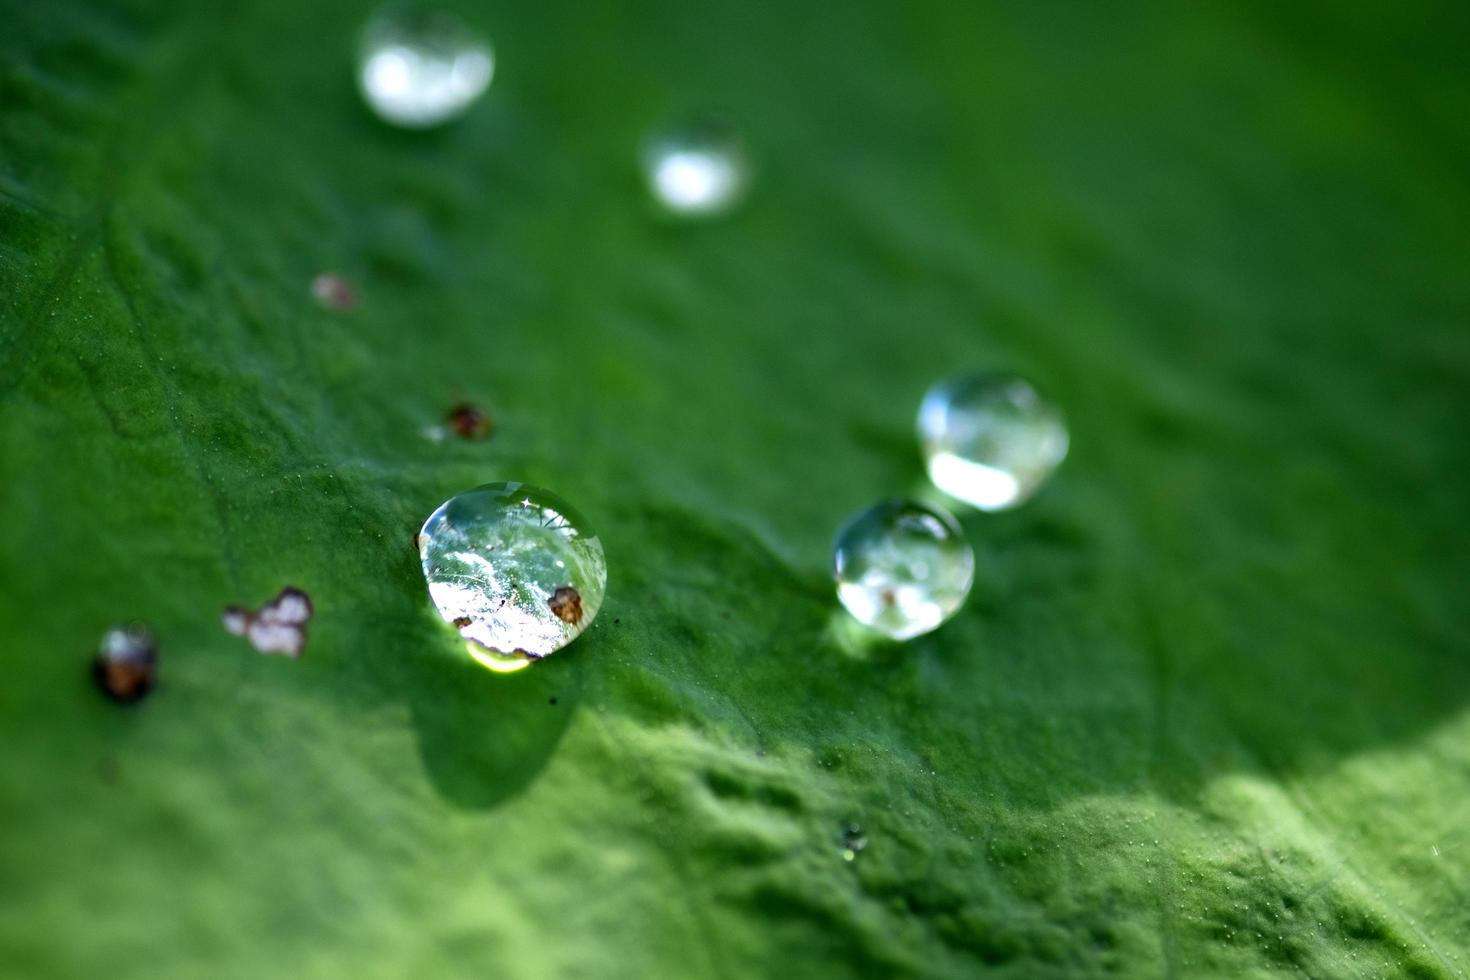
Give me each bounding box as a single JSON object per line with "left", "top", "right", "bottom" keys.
{"left": 918, "top": 373, "right": 1068, "bottom": 511}
{"left": 833, "top": 499, "right": 973, "bottom": 640}
{"left": 643, "top": 118, "right": 749, "bottom": 217}
{"left": 358, "top": 7, "right": 493, "bottom": 128}
{"left": 841, "top": 825, "right": 868, "bottom": 861}
{"left": 92, "top": 626, "right": 157, "bottom": 703}
{"left": 418, "top": 482, "right": 606, "bottom": 670}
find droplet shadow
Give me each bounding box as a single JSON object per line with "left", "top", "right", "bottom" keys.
{"left": 406, "top": 617, "right": 583, "bottom": 810}
{"left": 824, "top": 608, "right": 931, "bottom": 666}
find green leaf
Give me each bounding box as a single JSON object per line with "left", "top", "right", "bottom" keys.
{"left": 3, "top": 0, "right": 1469, "bottom": 976}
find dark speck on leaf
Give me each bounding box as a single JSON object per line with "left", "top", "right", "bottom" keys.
{"left": 548, "top": 697, "right": 558, "bottom": 706}
{"left": 446, "top": 402, "right": 493, "bottom": 440}
{"left": 453, "top": 616, "right": 472, "bottom": 628}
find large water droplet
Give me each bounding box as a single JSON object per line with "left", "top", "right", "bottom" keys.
{"left": 918, "top": 373, "right": 1068, "bottom": 511}
{"left": 643, "top": 119, "right": 749, "bottom": 217}
{"left": 833, "top": 500, "right": 973, "bottom": 640}
{"left": 418, "top": 482, "right": 606, "bottom": 671}
{"left": 358, "top": 8, "right": 493, "bottom": 128}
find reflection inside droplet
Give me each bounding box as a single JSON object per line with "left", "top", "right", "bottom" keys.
{"left": 925, "top": 452, "right": 1024, "bottom": 512}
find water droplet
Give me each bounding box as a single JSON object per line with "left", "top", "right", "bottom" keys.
{"left": 643, "top": 118, "right": 749, "bottom": 217}
{"left": 358, "top": 7, "right": 493, "bottom": 128}
{"left": 833, "top": 499, "right": 974, "bottom": 640}
{"left": 841, "top": 825, "right": 868, "bottom": 862}
{"left": 418, "top": 482, "right": 606, "bottom": 671}
{"left": 918, "top": 373, "right": 1068, "bottom": 511}
{"left": 93, "top": 626, "right": 157, "bottom": 703}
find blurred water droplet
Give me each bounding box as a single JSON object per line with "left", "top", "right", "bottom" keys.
{"left": 358, "top": 7, "right": 493, "bottom": 128}
{"left": 833, "top": 499, "right": 973, "bottom": 640}
{"left": 643, "top": 118, "right": 749, "bottom": 218}
{"left": 918, "top": 373, "right": 1068, "bottom": 511}
{"left": 92, "top": 625, "right": 157, "bottom": 704}
{"left": 310, "top": 272, "right": 357, "bottom": 311}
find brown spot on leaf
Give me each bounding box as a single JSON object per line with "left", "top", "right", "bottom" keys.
{"left": 446, "top": 402, "right": 493, "bottom": 440}
{"left": 93, "top": 627, "right": 157, "bottom": 704}
{"left": 453, "top": 616, "right": 472, "bottom": 628}
{"left": 548, "top": 586, "right": 583, "bottom": 625}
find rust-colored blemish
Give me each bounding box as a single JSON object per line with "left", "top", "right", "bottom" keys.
{"left": 548, "top": 586, "right": 583, "bottom": 625}
{"left": 446, "top": 402, "right": 493, "bottom": 440}
{"left": 93, "top": 628, "right": 157, "bottom": 704}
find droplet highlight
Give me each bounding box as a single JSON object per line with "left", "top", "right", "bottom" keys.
{"left": 833, "top": 499, "right": 973, "bottom": 641}
{"left": 643, "top": 119, "right": 749, "bottom": 217}
{"left": 358, "top": 8, "right": 493, "bottom": 128}
{"left": 418, "top": 482, "right": 606, "bottom": 671}
{"left": 918, "top": 373, "right": 1068, "bottom": 511}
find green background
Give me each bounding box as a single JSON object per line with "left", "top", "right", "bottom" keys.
{"left": 2, "top": 0, "right": 1468, "bottom": 976}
